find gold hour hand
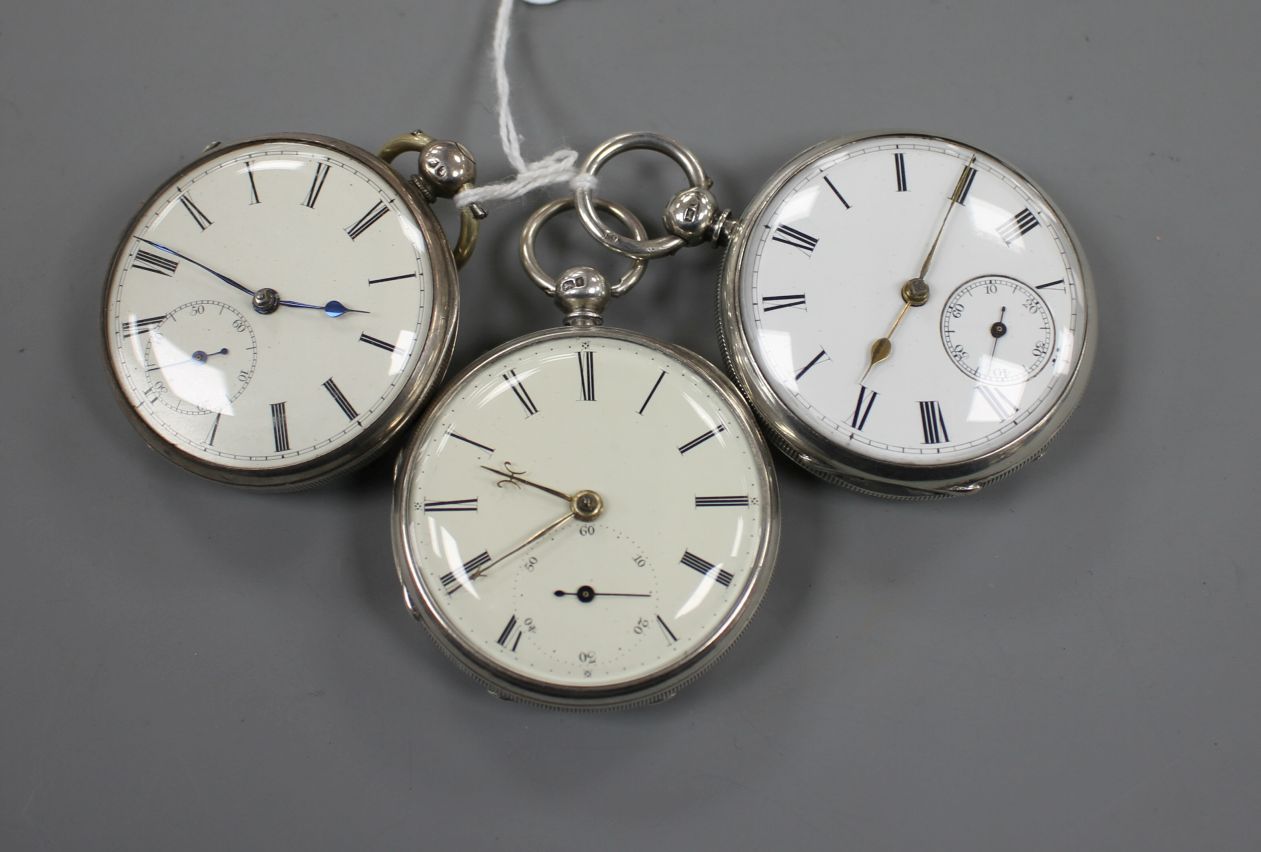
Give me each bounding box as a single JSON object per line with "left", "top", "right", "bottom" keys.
{"left": 859, "top": 157, "right": 976, "bottom": 383}
{"left": 859, "top": 278, "right": 928, "bottom": 382}
{"left": 481, "top": 463, "right": 572, "bottom": 503}
{"left": 450, "top": 475, "right": 606, "bottom": 592}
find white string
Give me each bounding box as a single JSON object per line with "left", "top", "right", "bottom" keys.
{"left": 454, "top": 0, "right": 593, "bottom": 209}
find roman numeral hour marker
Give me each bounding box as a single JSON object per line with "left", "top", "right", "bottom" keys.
{"left": 823, "top": 175, "right": 851, "bottom": 208}
{"left": 850, "top": 385, "right": 878, "bottom": 431}
{"left": 680, "top": 550, "right": 734, "bottom": 587}
{"left": 359, "top": 332, "right": 396, "bottom": 353}
{"left": 246, "top": 161, "right": 260, "bottom": 205}
{"left": 423, "top": 498, "right": 478, "bottom": 513}
{"left": 133, "top": 249, "right": 178, "bottom": 277}
{"left": 497, "top": 614, "right": 523, "bottom": 650}
{"left": 951, "top": 165, "right": 977, "bottom": 205}
{"left": 794, "top": 349, "right": 828, "bottom": 381}
{"left": 345, "top": 201, "right": 389, "bottom": 240}
{"left": 577, "top": 351, "right": 595, "bottom": 401}
{"left": 178, "top": 193, "right": 212, "bottom": 230}
{"left": 771, "top": 224, "right": 819, "bottom": 254}
{"left": 638, "top": 370, "right": 666, "bottom": 415}
{"left": 322, "top": 377, "right": 357, "bottom": 420}
{"left": 761, "top": 294, "right": 807, "bottom": 312}
{"left": 894, "top": 152, "right": 908, "bottom": 191}
{"left": 123, "top": 315, "right": 165, "bottom": 337}
{"left": 442, "top": 551, "right": 491, "bottom": 591}
{"left": 998, "top": 208, "right": 1040, "bottom": 243}
{"left": 695, "top": 496, "right": 750, "bottom": 508}
{"left": 303, "top": 162, "right": 331, "bottom": 208}
{"left": 503, "top": 369, "right": 539, "bottom": 416}
{"left": 918, "top": 400, "right": 949, "bottom": 445}
{"left": 270, "top": 401, "right": 290, "bottom": 452}
{"left": 678, "top": 424, "right": 726, "bottom": 454}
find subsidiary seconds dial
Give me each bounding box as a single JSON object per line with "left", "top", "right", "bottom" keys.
{"left": 720, "top": 131, "right": 1096, "bottom": 496}
{"left": 940, "top": 276, "right": 1054, "bottom": 385}
{"left": 103, "top": 134, "right": 459, "bottom": 488}
{"left": 393, "top": 327, "right": 778, "bottom": 709}
{"left": 141, "top": 300, "right": 257, "bottom": 415}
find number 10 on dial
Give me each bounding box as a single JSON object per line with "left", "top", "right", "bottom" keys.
{"left": 719, "top": 132, "right": 1096, "bottom": 497}
{"left": 392, "top": 327, "right": 778, "bottom": 709}
{"left": 102, "top": 134, "right": 462, "bottom": 488}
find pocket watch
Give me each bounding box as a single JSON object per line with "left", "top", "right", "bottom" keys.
{"left": 574, "top": 132, "right": 1096, "bottom": 498}
{"left": 102, "top": 131, "right": 483, "bottom": 489}
{"left": 392, "top": 198, "right": 779, "bottom": 709}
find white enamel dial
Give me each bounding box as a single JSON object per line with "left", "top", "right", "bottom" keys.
{"left": 393, "top": 328, "right": 778, "bottom": 708}
{"left": 103, "top": 135, "right": 456, "bottom": 487}
{"left": 724, "top": 132, "right": 1093, "bottom": 494}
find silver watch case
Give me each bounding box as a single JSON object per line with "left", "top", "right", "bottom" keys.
{"left": 101, "top": 133, "right": 460, "bottom": 490}
{"left": 391, "top": 324, "right": 780, "bottom": 710}
{"left": 716, "top": 131, "right": 1097, "bottom": 499}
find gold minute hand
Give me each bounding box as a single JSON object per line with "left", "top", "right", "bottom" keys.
{"left": 916, "top": 155, "right": 978, "bottom": 282}
{"left": 858, "top": 156, "right": 978, "bottom": 384}
{"left": 457, "top": 510, "right": 578, "bottom": 589}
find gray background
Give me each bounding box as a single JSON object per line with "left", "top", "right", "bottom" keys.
{"left": 2, "top": 1, "right": 1257, "bottom": 849}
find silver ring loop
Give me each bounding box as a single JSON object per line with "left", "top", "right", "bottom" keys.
{"left": 520, "top": 196, "right": 650, "bottom": 297}
{"left": 574, "top": 132, "right": 711, "bottom": 260}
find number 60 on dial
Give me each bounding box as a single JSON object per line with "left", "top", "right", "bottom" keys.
{"left": 718, "top": 132, "right": 1096, "bottom": 497}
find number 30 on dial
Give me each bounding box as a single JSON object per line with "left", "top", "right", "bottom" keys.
{"left": 719, "top": 132, "right": 1096, "bottom": 497}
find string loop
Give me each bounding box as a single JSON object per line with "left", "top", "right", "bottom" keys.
{"left": 453, "top": 0, "right": 585, "bottom": 210}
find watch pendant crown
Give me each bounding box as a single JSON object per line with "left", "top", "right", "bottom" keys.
{"left": 555, "top": 266, "right": 610, "bottom": 327}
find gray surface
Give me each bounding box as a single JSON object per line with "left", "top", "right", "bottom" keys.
{"left": 2, "top": 1, "right": 1258, "bottom": 849}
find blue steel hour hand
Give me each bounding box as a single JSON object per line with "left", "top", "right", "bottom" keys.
{"left": 134, "top": 238, "right": 368, "bottom": 317}
{"left": 276, "top": 298, "right": 368, "bottom": 317}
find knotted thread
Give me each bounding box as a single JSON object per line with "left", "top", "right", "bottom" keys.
{"left": 454, "top": 0, "right": 596, "bottom": 208}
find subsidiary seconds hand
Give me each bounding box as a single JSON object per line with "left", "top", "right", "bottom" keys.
{"left": 145, "top": 347, "right": 229, "bottom": 371}
{"left": 554, "top": 586, "right": 651, "bottom": 602}
{"left": 989, "top": 306, "right": 1008, "bottom": 359}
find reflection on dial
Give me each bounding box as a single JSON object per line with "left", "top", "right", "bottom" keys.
{"left": 940, "top": 275, "right": 1054, "bottom": 385}
{"left": 738, "top": 133, "right": 1086, "bottom": 465}
{"left": 398, "top": 331, "right": 773, "bottom": 695}
{"left": 141, "top": 300, "right": 257, "bottom": 414}
{"left": 104, "top": 137, "right": 437, "bottom": 472}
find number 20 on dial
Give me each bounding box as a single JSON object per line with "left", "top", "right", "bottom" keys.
{"left": 719, "top": 132, "right": 1096, "bottom": 497}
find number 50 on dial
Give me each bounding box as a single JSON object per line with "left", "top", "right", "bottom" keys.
{"left": 101, "top": 134, "right": 459, "bottom": 488}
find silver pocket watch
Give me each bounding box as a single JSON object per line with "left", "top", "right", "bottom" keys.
{"left": 392, "top": 198, "right": 779, "bottom": 709}
{"left": 102, "top": 130, "right": 483, "bottom": 489}
{"left": 575, "top": 131, "right": 1097, "bottom": 498}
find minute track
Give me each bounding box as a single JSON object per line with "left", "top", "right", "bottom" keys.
{"left": 392, "top": 326, "right": 778, "bottom": 706}
{"left": 103, "top": 135, "right": 451, "bottom": 487}
{"left": 720, "top": 131, "right": 1093, "bottom": 495}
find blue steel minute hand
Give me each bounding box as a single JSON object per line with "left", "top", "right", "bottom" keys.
{"left": 134, "top": 238, "right": 368, "bottom": 318}
{"left": 135, "top": 237, "right": 253, "bottom": 296}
